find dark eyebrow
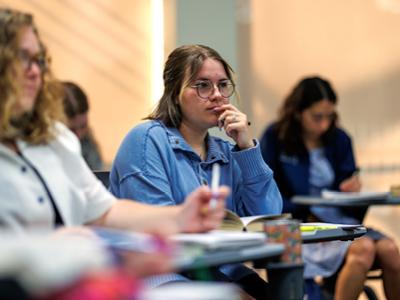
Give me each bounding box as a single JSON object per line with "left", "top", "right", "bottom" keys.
{"left": 18, "top": 48, "right": 42, "bottom": 57}
{"left": 194, "top": 77, "right": 229, "bottom": 82}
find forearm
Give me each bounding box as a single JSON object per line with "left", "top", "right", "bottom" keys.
{"left": 233, "top": 142, "right": 283, "bottom": 215}
{"left": 90, "top": 200, "right": 180, "bottom": 233}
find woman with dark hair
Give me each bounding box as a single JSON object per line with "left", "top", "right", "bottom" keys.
{"left": 63, "top": 81, "right": 104, "bottom": 170}
{"left": 110, "top": 44, "right": 282, "bottom": 299}
{"left": 260, "top": 76, "right": 400, "bottom": 299}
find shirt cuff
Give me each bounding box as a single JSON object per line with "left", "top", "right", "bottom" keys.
{"left": 232, "top": 140, "right": 273, "bottom": 179}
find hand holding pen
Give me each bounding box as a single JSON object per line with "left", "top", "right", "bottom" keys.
{"left": 179, "top": 182, "right": 229, "bottom": 233}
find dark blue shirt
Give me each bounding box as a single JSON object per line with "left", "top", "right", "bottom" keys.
{"left": 260, "top": 123, "right": 365, "bottom": 222}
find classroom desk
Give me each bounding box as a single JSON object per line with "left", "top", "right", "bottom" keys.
{"left": 176, "top": 243, "right": 284, "bottom": 272}
{"left": 292, "top": 196, "right": 371, "bottom": 242}
{"left": 175, "top": 227, "right": 366, "bottom": 300}
{"left": 292, "top": 195, "right": 400, "bottom": 207}
{"left": 301, "top": 227, "right": 367, "bottom": 244}
{"left": 174, "top": 226, "right": 367, "bottom": 271}
{"left": 177, "top": 242, "right": 302, "bottom": 300}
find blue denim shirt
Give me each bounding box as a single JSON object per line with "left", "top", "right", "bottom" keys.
{"left": 110, "top": 120, "right": 282, "bottom": 216}
{"left": 109, "top": 120, "right": 282, "bottom": 286}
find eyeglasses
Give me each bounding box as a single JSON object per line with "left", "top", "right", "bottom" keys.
{"left": 190, "top": 80, "right": 235, "bottom": 99}
{"left": 17, "top": 49, "right": 47, "bottom": 72}
{"left": 310, "top": 112, "right": 336, "bottom": 123}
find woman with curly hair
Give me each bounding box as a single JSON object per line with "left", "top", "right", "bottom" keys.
{"left": 0, "top": 7, "right": 227, "bottom": 243}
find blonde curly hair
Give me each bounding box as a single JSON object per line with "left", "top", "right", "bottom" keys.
{"left": 0, "top": 8, "right": 65, "bottom": 144}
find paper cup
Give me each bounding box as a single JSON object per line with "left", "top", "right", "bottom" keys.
{"left": 264, "top": 219, "right": 302, "bottom": 264}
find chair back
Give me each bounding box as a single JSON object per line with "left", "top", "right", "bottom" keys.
{"left": 93, "top": 171, "right": 110, "bottom": 188}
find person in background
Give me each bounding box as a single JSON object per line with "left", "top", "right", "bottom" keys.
{"left": 63, "top": 81, "right": 104, "bottom": 170}
{"left": 260, "top": 76, "right": 400, "bottom": 300}
{"left": 0, "top": 7, "right": 228, "bottom": 297}
{"left": 110, "top": 44, "right": 282, "bottom": 299}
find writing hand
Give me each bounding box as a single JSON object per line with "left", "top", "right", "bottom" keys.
{"left": 339, "top": 173, "right": 361, "bottom": 192}
{"left": 179, "top": 185, "right": 230, "bottom": 233}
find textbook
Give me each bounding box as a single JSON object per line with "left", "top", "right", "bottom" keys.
{"left": 219, "top": 209, "right": 292, "bottom": 232}
{"left": 171, "top": 231, "right": 267, "bottom": 250}
{"left": 321, "top": 190, "right": 389, "bottom": 202}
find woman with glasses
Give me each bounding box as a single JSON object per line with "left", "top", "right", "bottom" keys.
{"left": 110, "top": 44, "right": 282, "bottom": 299}
{"left": 260, "top": 76, "right": 400, "bottom": 300}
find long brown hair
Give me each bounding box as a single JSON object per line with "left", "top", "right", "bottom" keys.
{"left": 0, "top": 8, "right": 64, "bottom": 144}
{"left": 146, "top": 44, "right": 235, "bottom": 128}
{"left": 275, "top": 76, "right": 337, "bottom": 156}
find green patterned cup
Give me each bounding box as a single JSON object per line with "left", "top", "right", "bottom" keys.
{"left": 264, "top": 219, "right": 302, "bottom": 263}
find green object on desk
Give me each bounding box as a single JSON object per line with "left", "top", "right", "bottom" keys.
{"left": 300, "top": 225, "right": 337, "bottom": 232}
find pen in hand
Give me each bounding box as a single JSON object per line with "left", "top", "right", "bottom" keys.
{"left": 210, "top": 163, "right": 220, "bottom": 209}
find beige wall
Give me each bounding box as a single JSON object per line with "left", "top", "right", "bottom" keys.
{"left": 2, "top": 0, "right": 154, "bottom": 165}
{"left": 246, "top": 0, "right": 400, "bottom": 191}
{"left": 4, "top": 0, "right": 400, "bottom": 187}
{"left": 245, "top": 4, "right": 400, "bottom": 296}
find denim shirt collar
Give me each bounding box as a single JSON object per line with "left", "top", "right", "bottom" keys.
{"left": 161, "top": 122, "right": 229, "bottom": 164}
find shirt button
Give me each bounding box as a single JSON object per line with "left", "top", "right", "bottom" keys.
{"left": 175, "top": 140, "right": 179, "bottom": 144}
{"left": 38, "top": 197, "right": 44, "bottom": 203}
{"left": 21, "top": 166, "right": 27, "bottom": 173}
{"left": 201, "top": 179, "right": 208, "bottom": 185}
{"left": 211, "top": 156, "right": 216, "bottom": 160}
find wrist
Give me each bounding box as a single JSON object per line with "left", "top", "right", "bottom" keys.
{"left": 238, "top": 139, "right": 255, "bottom": 150}
{"left": 173, "top": 205, "right": 185, "bottom": 232}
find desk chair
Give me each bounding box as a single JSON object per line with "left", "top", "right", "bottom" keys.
{"left": 93, "top": 170, "right": 110, "bottom": 188}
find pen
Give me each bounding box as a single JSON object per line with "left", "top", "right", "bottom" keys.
{"left": 210, "top": 163, "right": 220, "bottom": 209}
{"left": 218, "top": 118, "right": 224, "bottom": 131}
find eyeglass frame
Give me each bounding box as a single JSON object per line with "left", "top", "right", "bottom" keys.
{"left": 17, "top": 49, "right": 47, "bottom": 73}
{"left": 189, "top": 79, "right": 235, "bottom": 100}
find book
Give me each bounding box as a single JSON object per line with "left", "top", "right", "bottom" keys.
{"left": 321, "top": 190, "right": 390, "bottom": 202}
{"left": 171, "top": 231, "right": 267, "bottom": 250}
{"left": 219, "top": 209, "right": 292, "bottom": 232}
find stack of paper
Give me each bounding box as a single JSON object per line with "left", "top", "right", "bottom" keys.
{"left": 321, "top": 190, "right": 389, "bottom": 201}
{"left": 170, "top": 231, "right": 267, "bottom": 250}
